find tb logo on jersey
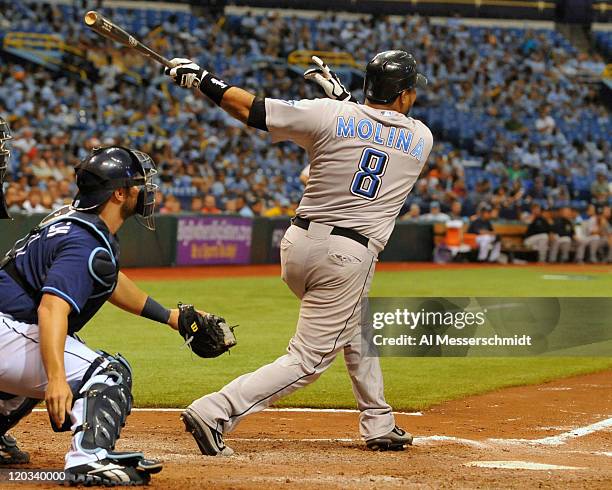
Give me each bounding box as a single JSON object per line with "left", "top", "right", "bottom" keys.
{"left": 47, "top": 222, "right": 72, "bottom": 238}
{"left": 350, "top": 147, "right": 389, "bottom": 201}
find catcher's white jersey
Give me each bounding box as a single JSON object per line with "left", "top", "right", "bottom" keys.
{"left": 265, "top": 98, "right": 433, "bottom": 246}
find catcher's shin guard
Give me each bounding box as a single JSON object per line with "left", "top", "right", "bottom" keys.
{"left": 74, "top": 366, "right": 132, "bottom": 453}
{"left": 366, "top": 426, "right": 413, "bottom": 451}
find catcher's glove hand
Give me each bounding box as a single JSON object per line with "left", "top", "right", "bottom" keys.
{"left": 304, "top": 56, "right": 355, "bottom": 102}
{"left": 177, "top": 303, "right": 237, "bottom": 358}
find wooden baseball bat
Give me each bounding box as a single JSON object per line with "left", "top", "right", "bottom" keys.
{"left": 84, "top": 10, "right": 172, "bottom": 68}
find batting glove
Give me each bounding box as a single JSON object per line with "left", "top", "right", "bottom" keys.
{"left": 304, "top": 56, "right": 353, "bottom": 101}
{"left": 165, "top": 57, "right": 204, "bottom": 89}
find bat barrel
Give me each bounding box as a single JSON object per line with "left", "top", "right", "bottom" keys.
{"left": 84, "top": 11, "right": 99, "bottom": 26}
{"left": 84, "top": 10, "right": 172, "bottom": 68}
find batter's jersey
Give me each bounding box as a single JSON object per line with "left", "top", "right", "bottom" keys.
{"left": 265, "top": 98, "right": 433, "bottom": 246}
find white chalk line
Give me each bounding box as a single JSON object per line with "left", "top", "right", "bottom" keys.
{"left": 465, "top": 461, "right": 586, "bottom": 471}
{"left": 224, "top": 435, "right": 488, "bottom": 448}
{"left": 488, "top": 417, "right": 612, "bottom": 447}
{"left": 30, "top": 408, "right": 611, "bottom": 450}
{"left": 32, "top": 407, "right": 423, "bottom": 416}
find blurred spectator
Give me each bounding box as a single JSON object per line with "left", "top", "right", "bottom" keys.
{"left": 401, "top": 203, "right": 421, "bottom": 221}
{"left": 549, "top": 207, "right": 574, "bottom": 263}
{"left": 597, "top": 205, "right": 612, "bottom": 263}
{"left": 160, "top": 195, "right": 181, "bottom": 214}
{"left": 448, "top": 200, "right": 465, "bottom": 221}
{"left": 191, "top": 196, "right": 204, "bottom": 213}
{"left": 420, "top": 201, "right": 449, "bottom": 222}
{"left": 201, "top": 195, "right": 221, "bottom": 214}
{"left": 236, "top": 196, "right": 254, "bottom": 217}
{"left": 591, "top": 172, "right": 610, "bottom": 204}
{"left": 575, "top": 204, "right": 603, "bottom": 263}
{"left": 264, "top": 197, "right": 294, "bottom": 217}
{"left": 523, "top": 203, "right": 551, "bottom": 263}
{"left": 535, "top": 106, "right": 555, "bottom": 134}
{"left": 22, "top": 188, "right": 46, "bottom": 213}
{"left": 467, "top": 203, "right": 501, "bottom": 262}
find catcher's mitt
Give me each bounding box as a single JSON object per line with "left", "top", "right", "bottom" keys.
{"left": 177, "top": 303, "right": 237, "bottom": 358}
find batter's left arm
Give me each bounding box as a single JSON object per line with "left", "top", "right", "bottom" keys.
{"left": 110, "top": 272, "right": 180, "bottom": 330}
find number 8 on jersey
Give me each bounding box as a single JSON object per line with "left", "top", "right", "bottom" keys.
{"left": 350, "top": 147, "right": 389, "bottom": 200}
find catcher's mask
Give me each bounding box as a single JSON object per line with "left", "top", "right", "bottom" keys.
{"left": 0, "top": 116, "right": 12, "bottom": 219}
{"left": 72, "top": 146, "right": 158, "bottom": 230}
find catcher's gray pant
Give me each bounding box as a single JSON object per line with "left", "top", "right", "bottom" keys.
{"left": 190, "top": 222, "right": 395, "bottom": 440}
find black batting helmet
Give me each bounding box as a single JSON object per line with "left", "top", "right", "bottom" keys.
{"left": 364, "top": 50, "right": 428, "bottom": 104}
{"left": 0, "top": 116, "right": 12, "bottom": 219}
{"left": 72, "top": 146, "right": 158, "bottom": 230}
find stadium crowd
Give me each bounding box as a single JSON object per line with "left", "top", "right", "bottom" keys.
{"left": 0, "top": 2, "right": 610, "bottom": 261}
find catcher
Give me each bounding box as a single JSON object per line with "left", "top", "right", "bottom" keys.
{"left": 0, "top": 144, "right": 235, "bottom": 486}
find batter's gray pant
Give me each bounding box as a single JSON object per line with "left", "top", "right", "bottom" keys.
{"left": 190, "top": 223, "right": 395, "bottom": 440}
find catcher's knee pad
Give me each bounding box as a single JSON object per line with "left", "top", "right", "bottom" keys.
{"left": 96, "top": 351, "right": 133, "bottom": 389}
{"left": 95, "top": 351, "right": 134, "bottom": 414}
{"left": 75, "top": 368, "right": 132, "bottom": 453}
{"left": 0, "top": 396, "right": 39, "bottom": 435}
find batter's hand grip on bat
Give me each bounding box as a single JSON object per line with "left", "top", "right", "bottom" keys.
{"left": 84, "top": 10, "right": 172, "bottom": 68}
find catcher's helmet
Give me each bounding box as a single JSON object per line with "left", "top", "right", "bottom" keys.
{"left": 0, "top": 116, "right": 12, "bottom": 219}
{"left": 72, "top": 146, "right": 158, "bottom": 230}
{"left": 364, "top": 50, "right": 428, "bottom": 104}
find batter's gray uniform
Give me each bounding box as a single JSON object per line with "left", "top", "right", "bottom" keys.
{"left": 190, "top": 98, "right": 433, "bottom": 440}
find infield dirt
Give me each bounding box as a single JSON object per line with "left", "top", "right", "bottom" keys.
{"left": 6, "top": 370, "right": 611, "bottom": 489}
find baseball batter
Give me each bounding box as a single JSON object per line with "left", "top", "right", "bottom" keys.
{"left": 165, "top": 50, "right": 433, "bottom": 454}
{"left": 0, "top": 144, "right": 173, "bottom": 485}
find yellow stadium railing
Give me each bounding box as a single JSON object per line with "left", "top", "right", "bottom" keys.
{"left": 288, "top": 50, "right": 360, "bottom": 69}
{"left": 3, "top": 31, "right": 143, "bottom": 85}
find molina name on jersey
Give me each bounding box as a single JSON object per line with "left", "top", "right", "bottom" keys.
{"left": 335, "top": 115, "right": 426, "bottom": 162}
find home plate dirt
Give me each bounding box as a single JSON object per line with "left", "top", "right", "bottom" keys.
{"left": 4, "top": 370, "right": 611, "bottom": 489}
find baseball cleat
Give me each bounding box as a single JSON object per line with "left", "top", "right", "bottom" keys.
{"left": 366, "top": 426, "right": 413, "bottom": 451}
{"left": 0, "top": 434, "right": 30, "bottom": 465}
{"left": 181, "top": 408, "right": 234, "bottom": 456}
{"left": 65, "top": 453, "right": 162, "bottom": 487}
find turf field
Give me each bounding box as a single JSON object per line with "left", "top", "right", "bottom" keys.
{"left": 81, "top": 266, "right": 612, "bottom": 409}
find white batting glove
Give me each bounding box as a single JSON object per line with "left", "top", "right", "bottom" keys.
{"left": 165, "top": 57, "right": 205, "bottom": 89}
{"left": 303, "top": 56, "right": 352, "bottom": 101}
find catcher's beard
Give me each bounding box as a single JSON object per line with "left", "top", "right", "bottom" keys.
{"left": 120, "top": 189, "right": 139, "bottom": 221}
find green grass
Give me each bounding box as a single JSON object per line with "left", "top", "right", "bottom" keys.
{"left": 81, "top": 267, "right": 612, "bottom": 410}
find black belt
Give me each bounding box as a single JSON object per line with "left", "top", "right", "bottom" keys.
{"left": 291, "top": 216, "right": 369, "bottom": 248}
